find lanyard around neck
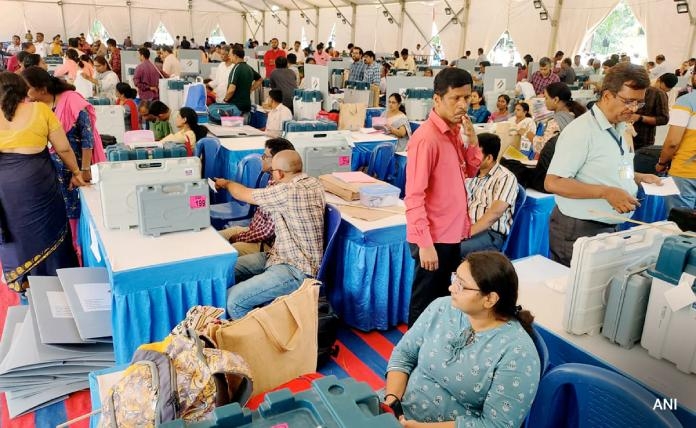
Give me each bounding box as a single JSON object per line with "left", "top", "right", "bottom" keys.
{"left": 591, "top": 108, "right": 623, "bottom": 156}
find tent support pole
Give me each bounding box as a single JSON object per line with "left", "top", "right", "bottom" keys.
{"left": 397, "top": 0, "right": 405, "bottom": 52}
{"left": 548, "top": 0, "right": 563, "bottom": 56}
{"left": 60, "top": 2, "right": 68, "bottom": 40}
{"left": 315, "top": 8, "right": 319, "bottom": 43}
{"left": 688, "top": 17, "right": 696, "bottom": 58}
{"left": 351, "top": 4, "right": 356, "bottom": 44}
{"left": 458, "top": 0, "right": 471, "bottom": 58}
{"left": 127, "top": 2, "right": 133, "bottom": 40}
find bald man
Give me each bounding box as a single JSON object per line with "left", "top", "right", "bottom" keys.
{"left": 215, "top": 150, "right": 326, "bottom": 319}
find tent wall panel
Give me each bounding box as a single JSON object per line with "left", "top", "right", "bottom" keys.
{"left": 95, "top": 6, "right": 130, "bottom": 43}
{"left": 0, "top": 2, "right": 26, "bottom": 42}
{"left": 317, "top": 6, "right": 352, "bottom": 51}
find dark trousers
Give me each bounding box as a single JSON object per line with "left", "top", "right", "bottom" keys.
{"left": 407, "top": 242, "right": 462, "bottom": 327}
{"left": 549, "top": 206, "right": 618, "bottom": 267}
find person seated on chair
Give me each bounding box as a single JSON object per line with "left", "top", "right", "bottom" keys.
{"left": 385, "top": 251, "right": 540, "bottom": 427}
{"left": 219, "top": 138, "right": 295, "bottom": 256}
{"left": 139, "top": 100, "right": 171, "bottom": 140}
{"left": 460, "top": 133, "right": 518, "bottom": 258}
{"left": 263, "top": 89, "right": 293, "bottom": 138}
{"left": 161, "top": 107, "right": 209, "bottom": 155}
{"left": 215, "top": 150, "right": 325, "bottom": 319}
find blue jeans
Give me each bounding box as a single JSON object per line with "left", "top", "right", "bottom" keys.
{"left": 227, "top": 252, "right": 308, "bottom": 319}
{"left": 665, "top": 175, "right": 696, "bottom": 215}
{"left": 460, "top": 229, "right": 505, "bottom": 259}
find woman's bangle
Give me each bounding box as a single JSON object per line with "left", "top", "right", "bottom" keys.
{"left": 384, "top": 393, "right": 401, "bottom": 402}
{"left": 81, "top": 167, "right": 91, "bottom": 171}
{"left": 71, "top": 168, "right": 81, "bottom": 175}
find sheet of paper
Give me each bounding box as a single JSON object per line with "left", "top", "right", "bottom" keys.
{"left": 503, "top": 145, "right": 529, "bottom": 161}
{"left": 664, "top": 273, "right": 696, "bottom": 312}
{"left": 88, "top": 222, "right": 102, "bottom": 263}
{"left": 46, "top": 292, "right": 74, "bottom": 319}
{"left": 73, "top": 283, "right": 111, "bottom": 312}
{"left": 641, "top": 176, "right": 680, "bottom": 196}
{"left": 207, "top": 178, "right": 218, "bottom": 193}
{"left": 331, "top": 171, "right": 377, "bottom": 183}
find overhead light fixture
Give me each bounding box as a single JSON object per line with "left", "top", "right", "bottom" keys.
{"left": 533, "top": 0, "right": 543, "bottom": 9}
{"left": 388, "top": 17, "right": 394, "bottom": 24}
{"left": 451, "top": 17, "right": 458, "bottom": 24}
{"left": 677, "top": 1, "right": 689, "bottom": 13}
{"left": 306, "top": 19, "right": 310, "bottom": 24}
{"left": 336, "top": 12, "right": 342, "bottom": 18}
{"left": 342, "top": 18, "right": 347, "bottom": 24}
{"left": 300, "top": 12, "right": 304, "bottom": 18}
{"left": 444, "top": 7, "right": 452, "bottom": 15}
{"left": 383, "top": 10, "right": 388, "bottom": 17}
{"left": 540, "top": 10, "right": 548, "bottom": 20}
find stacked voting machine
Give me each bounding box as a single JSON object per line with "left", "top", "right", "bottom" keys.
{"left": 0, "top": 268, "right": 115, "bottom": 418}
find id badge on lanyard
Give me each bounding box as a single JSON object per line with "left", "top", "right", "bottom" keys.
{"left": 619, "top": 159, "right": 634, "bottom": 180}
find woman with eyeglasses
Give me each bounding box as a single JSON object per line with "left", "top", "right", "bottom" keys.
{"left": 385, "top": 251, "right": 540, "bottom": 428}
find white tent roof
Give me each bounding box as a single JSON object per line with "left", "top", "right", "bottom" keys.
{"left": 1, "top": 0, "right": 693, "bottom": 68}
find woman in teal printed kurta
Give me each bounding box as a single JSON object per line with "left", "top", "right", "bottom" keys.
{"left": 386, "top": 252, "right": 540, "bottom": 428}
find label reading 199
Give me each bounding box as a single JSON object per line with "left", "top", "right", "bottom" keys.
{"left": 189, "top": 195, "right": 207, "bottom": 209}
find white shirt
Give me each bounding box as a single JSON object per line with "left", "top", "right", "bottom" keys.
{"left": 265, "top": 103, "right": 293, "bottom": 137}
{"left": 287, "top": 48, "right": 305, "bottom": 63}
{"left": 162, "top": 54, "right": 181, "bottom": 77}
{"left": 34, "top": 41, "right": 48, "bottom": 58}
{"left": 6, "top": 43, "right": 21, "bottom": 56}
{"left": 651, "top": 62, "right": 669, "bottom": 79}
{"left": 211, "top": 62, "right": 235, "bottom": 103}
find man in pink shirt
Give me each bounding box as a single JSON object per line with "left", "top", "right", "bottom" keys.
{"left": 405, "top": 67, "right": 482, "bottom": 326}
{"left": 264, "top": 38, "right": 286, "bottom": 78}
{"left": 313, "top": 42, "right": 331, "bottom": 66}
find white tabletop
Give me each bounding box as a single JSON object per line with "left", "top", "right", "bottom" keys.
{"left": 325, "top": 193, "right": 406, "bottom": 233}
{"left": 207, "top": 124, "right": 265, "bottom": 138}
{"left": 513, "top": 255, "right": 696, "bottom": 412}
{"left": 81, "top": 186, "right": 236, "bottom": 272}
{"left": 219, "top": 136, "right": 267, "bottom": 151}
{"left": 350, "top": 132, "right": 398, "bottom": 144}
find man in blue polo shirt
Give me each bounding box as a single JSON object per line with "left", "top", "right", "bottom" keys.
{"left": 545, "top": 63, "right": 662, "bottom": 266}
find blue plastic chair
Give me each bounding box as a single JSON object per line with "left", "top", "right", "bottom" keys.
{"left": 317, "top": 204, "right": 342, "bottom": 284}
{"left": 366, "top": 142, "right": 396, "bottom": 181}
{"left": 195, "top": 137, "right": 221, "bottom": 180}
{"left": 210, "top": 153, "right": 264, "bottom": 230}
{"left": 501, "top": 184, "right": 527, "bottom": 255}
{"left": 530, "top": 324, "right": 550, "bottom": 378}
{"left": 527, "top": 363, "right": 683, "bottom": 428}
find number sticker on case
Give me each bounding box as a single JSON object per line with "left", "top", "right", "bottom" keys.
{"left": 189, "top": 195, "right": 207, "bottom": 209}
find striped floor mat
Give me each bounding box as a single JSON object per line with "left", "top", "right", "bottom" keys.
{"left": 0, "top": 282, "right": 406, "bottom": 427}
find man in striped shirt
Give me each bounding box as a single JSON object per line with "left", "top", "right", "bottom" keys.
{"left": 461, "top": 133, "right": 519, "bottom": 258}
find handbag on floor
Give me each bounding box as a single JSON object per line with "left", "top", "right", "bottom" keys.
{"left": 208, "top": 279, "right": 321, "bottom": 395}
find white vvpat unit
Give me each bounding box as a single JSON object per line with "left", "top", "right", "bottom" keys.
{"left": 96, "top": 157, "right": 201, "bottom": 230}
{"left": 642, "top": 235, "right": 696, "bottom": 374}
{"left": 285, "top": 131, "right": 353, "bottom": 177}
{"left": 562, "top": 222, "right": 679, "bottom": 336}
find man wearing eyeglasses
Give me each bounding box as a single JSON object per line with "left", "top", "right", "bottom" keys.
{"left": 218, "top": 138, "right": 295, "bottom": 256}
{"left": 215, "top": 150, "right": 325, "bottom": 319}
{"left": 545, "top": 63, "right": 662, "bottom": 267}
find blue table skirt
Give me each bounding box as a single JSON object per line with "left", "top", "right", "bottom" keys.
{"left": 328, "top": 221, "right": 414, "bottom": 331}
{"left": 536, "top": 326, "right": 695, "bottom": 427}
{"left": 505, "top": 193, "right": 556, "bottom": 259}
{"left": 217, "top": 147, "right": 265, "bottom": 203}
{"left": 78, "top": 197, "right": 236, "bottom": 364}
{"left": 620, "top": 190, "right": 666, "bottom": 230}
{"left": 351, "top": 139, "right": 397, "bottom": 171}
{"left": 409, "top": 121, "right": 421, "bottom": 134}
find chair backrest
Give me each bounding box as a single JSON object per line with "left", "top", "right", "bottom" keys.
{"left": 527, "top": 363, "right": 683, "bottom": 428}
{"left": 366, "top": 142, "right": 396, "bottom": 181}
{"left": 195, "top": 137, "right": 221, "bottom": 179}
{"left": 529, "top": 324, "right": 549, "bottom": 378}
{"left": 124, "top": 130, "right": 155, "bottom": 145}
{"left": 256, "top": 171, "right": 270, "bottom": 189}
{"left": 501, "top": 183, "right": 527, "bottom": 254}
{"left": 317, "top": 204, "right": 342, "bottom": 283}
{"left": 235, "top": 153, "right": 263, "bottom": 188}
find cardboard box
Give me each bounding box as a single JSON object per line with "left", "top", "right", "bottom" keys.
{"left": 319, "top": 173, "right": 388, "bottom": 201}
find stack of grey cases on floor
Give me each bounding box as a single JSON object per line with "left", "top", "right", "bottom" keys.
{"left": 0, "top": 268, "right": 114, "bottom": 418}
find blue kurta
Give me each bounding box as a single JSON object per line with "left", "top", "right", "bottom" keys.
{"left": 387, "top": 297, "right": 540, "bottom": 428}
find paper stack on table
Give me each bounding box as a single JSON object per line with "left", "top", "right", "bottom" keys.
{"left": 0, "top": 268, "right": 115, "bottom": 418}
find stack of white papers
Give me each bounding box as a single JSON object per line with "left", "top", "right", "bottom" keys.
{"left": 0, "top": 268, "right": 115, "bottom": 418}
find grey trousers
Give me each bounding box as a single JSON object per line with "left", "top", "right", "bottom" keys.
{"left": 549, "top": 206, "right": 618, "bottom": 267}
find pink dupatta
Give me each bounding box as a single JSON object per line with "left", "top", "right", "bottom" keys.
{"left": 54, "top": 91, "right": 106, "bottom": 163}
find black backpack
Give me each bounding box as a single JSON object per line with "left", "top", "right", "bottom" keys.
{"left": 317, "top": 295, "right": 340, "bottom": 366}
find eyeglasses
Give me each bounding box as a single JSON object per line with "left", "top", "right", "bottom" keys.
{"left": 261, "top": 153, "right": 272, "bottom": 160}
{"left": 614, "top": 93, "right": 645, "bottom": 110}
{"left": 450, "top": 272, "right": 481, "bottom": 293}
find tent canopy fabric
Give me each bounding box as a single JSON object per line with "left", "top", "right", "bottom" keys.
{"left": 0, "top": 0, "right": 693, "bottom": 69}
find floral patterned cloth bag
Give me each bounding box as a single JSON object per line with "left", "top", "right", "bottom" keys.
{"left": 99, "top": 308, "right": 252, "bottom": 427}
